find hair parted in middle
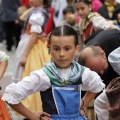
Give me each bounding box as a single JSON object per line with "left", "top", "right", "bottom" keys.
{"left": 47, "top": 25, "right": 79, "bottom": 49}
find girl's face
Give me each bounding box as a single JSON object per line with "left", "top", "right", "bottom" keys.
{"left": 75, "top": 2, "right": 91, "bottom": 19}
{"left": 50, "top": 36, "right": 80, "bottom": 68}
{"left": 29, "top": 0, "right": 41, "bottom": 7}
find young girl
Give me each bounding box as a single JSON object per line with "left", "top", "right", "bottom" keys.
{"left": 12, "top": 0, "right": 51, "bottom": 114}
{"left": 2, "top": 25, "right": 105, "bottom": 120}
{"left": 74, "top": 0, "right": 119, "bottom": 43}
{"left": 0, "top": 51, "right": 10, "bottom": 120}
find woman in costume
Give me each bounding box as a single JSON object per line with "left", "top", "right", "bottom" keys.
{"left": 12, "top": 0, "right": 51, "bottom": 116}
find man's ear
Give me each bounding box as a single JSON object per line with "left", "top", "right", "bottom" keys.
{"left": 96, "top": 46, "right": 106, "bottom": 57}
{"left": 101, "top": 50, "right": 106, "bottom": 58}
{"left": 75, "top": 45, "right": 80, "bottom": 55}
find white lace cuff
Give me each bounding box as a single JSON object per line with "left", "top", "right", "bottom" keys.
{"left": 1, "top": 83, "right": 25, "bottom": 104}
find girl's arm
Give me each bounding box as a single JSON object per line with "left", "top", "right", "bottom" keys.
{"left": 0, "top": 51, "right": 9, "bottom": 88}
{"left": 82, "top": 91, "right": 97, "bottom": 108}
{"left": 0, "top": 61, "right": 8, "bottom": 80}
{"left": 0, "top": 60, "right": 8, "bottom": 89}
{"left": 91, "top": 13, "right": 119, "bottom": 30}
{"left": 109, "top": 24, "right": 119, "bottom": 30}
{"left": 20, "top": 32, "right": 38, "bottom": 66}
{"left": 19, "top": 7, "right": 34, "bottom": 22}
{"left": 9, "top": 102, "right": 51, "bottom": 120}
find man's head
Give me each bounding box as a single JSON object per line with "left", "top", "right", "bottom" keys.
{"left": 79, "top": 46, "right": 109, "bottom": 74}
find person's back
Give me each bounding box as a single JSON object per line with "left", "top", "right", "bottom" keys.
{"left": 86, "top": 29, "right": 120, "bottom": 57}
{"left": 1, "top": 0, "right": 21, "bottom": 51}
{"left": 1, "top": 0, "right": 20, "bottom": 22}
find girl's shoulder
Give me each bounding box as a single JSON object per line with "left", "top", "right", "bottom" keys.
{"left": 30, "top": 8, "right": 49, "bottom": 17}
{"left": 29, "top": 9, "right": 45, "bottom": 25}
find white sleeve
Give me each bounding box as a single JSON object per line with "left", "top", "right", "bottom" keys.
{"left": 108, "top": 47, "right": 120, "bottom": 75}
{"left": 92, "top": 15, "right": 113, "bottom": 30}
{"left": 81, "top": 67, "right": 105, "bottom": 93}
{"left": 0, "top": 51, "right": 9, "bottom": 62}
{"left": 2, "top": 69, "right": 51, "bottom": 104}
{"left": 94, "top": 90, "right": 109, "bottom": 120}
{"left": 29, "top": 12, "right": 44, "bottom": 33}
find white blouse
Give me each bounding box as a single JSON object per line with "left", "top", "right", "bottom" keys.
{"left": 29, "top": 11, "right": 44, "bottom": 34}
{"left": 2, "top": 67, "right": 105, "bottom": 104}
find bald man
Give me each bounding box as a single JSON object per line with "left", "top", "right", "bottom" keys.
{"left": 78, "top": 29, "right": 120, "bottom": 120}
{"left": 79, "top": 29, "right": 120, "bottom": 87}
{"left": 94, "top": 47, "right": 120, "bottom": 120}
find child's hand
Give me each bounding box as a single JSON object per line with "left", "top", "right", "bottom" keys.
{"left": 30, "top": 111, "right": 51, "bottom": 120}
{"left": 20, "top": 56, "right": 27, "bottom": 66}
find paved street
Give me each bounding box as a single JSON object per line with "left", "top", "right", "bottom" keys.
{"left": 0, "top": 42, "right": 23, "bottom": 120}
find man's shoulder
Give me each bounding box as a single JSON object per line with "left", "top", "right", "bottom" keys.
{"left": 87, "top": 29, "right": 120, "bottom": 46}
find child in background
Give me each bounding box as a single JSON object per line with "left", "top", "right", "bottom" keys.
{"left": 74, "top": 0, "right": 119, "bottom": 43}
{"left": 12, "top": 0, "right": 51, "bottom": 116}
{"left": 59, "top": 6, "right": 75, "bottom": 26}
{"left": 0, "top": 51, "right": 10, "bottom": 120}
{"left": 59, "top": 6, "right": 80, "bottom": 34}
{"left": 2, "top": 25, "right": 105, "bottom": 120}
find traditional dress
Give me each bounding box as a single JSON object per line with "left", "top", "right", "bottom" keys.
{"left": 79, "top": 12, "right": 115, "bottom": 43}
{"left": 2, "top": 61, "right": 105, "bottom": 120}
{"left": 0, "top": 51, "right": 10, "bottom": 120}
{"left": 12, "top": 8, "right": 51, "bottom": 112}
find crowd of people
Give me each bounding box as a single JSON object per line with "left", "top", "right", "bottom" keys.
{"left": 0, "top": 0, "right": 120, "bottom": 120}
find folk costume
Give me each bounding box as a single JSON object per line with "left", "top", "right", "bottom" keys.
{"left": 12, "top": 7, "right": 51, "bottom": 112}
{"left": 2, "top": 61, "right": 105, "bottom": 120}
{"left": 79, "top": 12, "right": 115, "bottom": 43}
